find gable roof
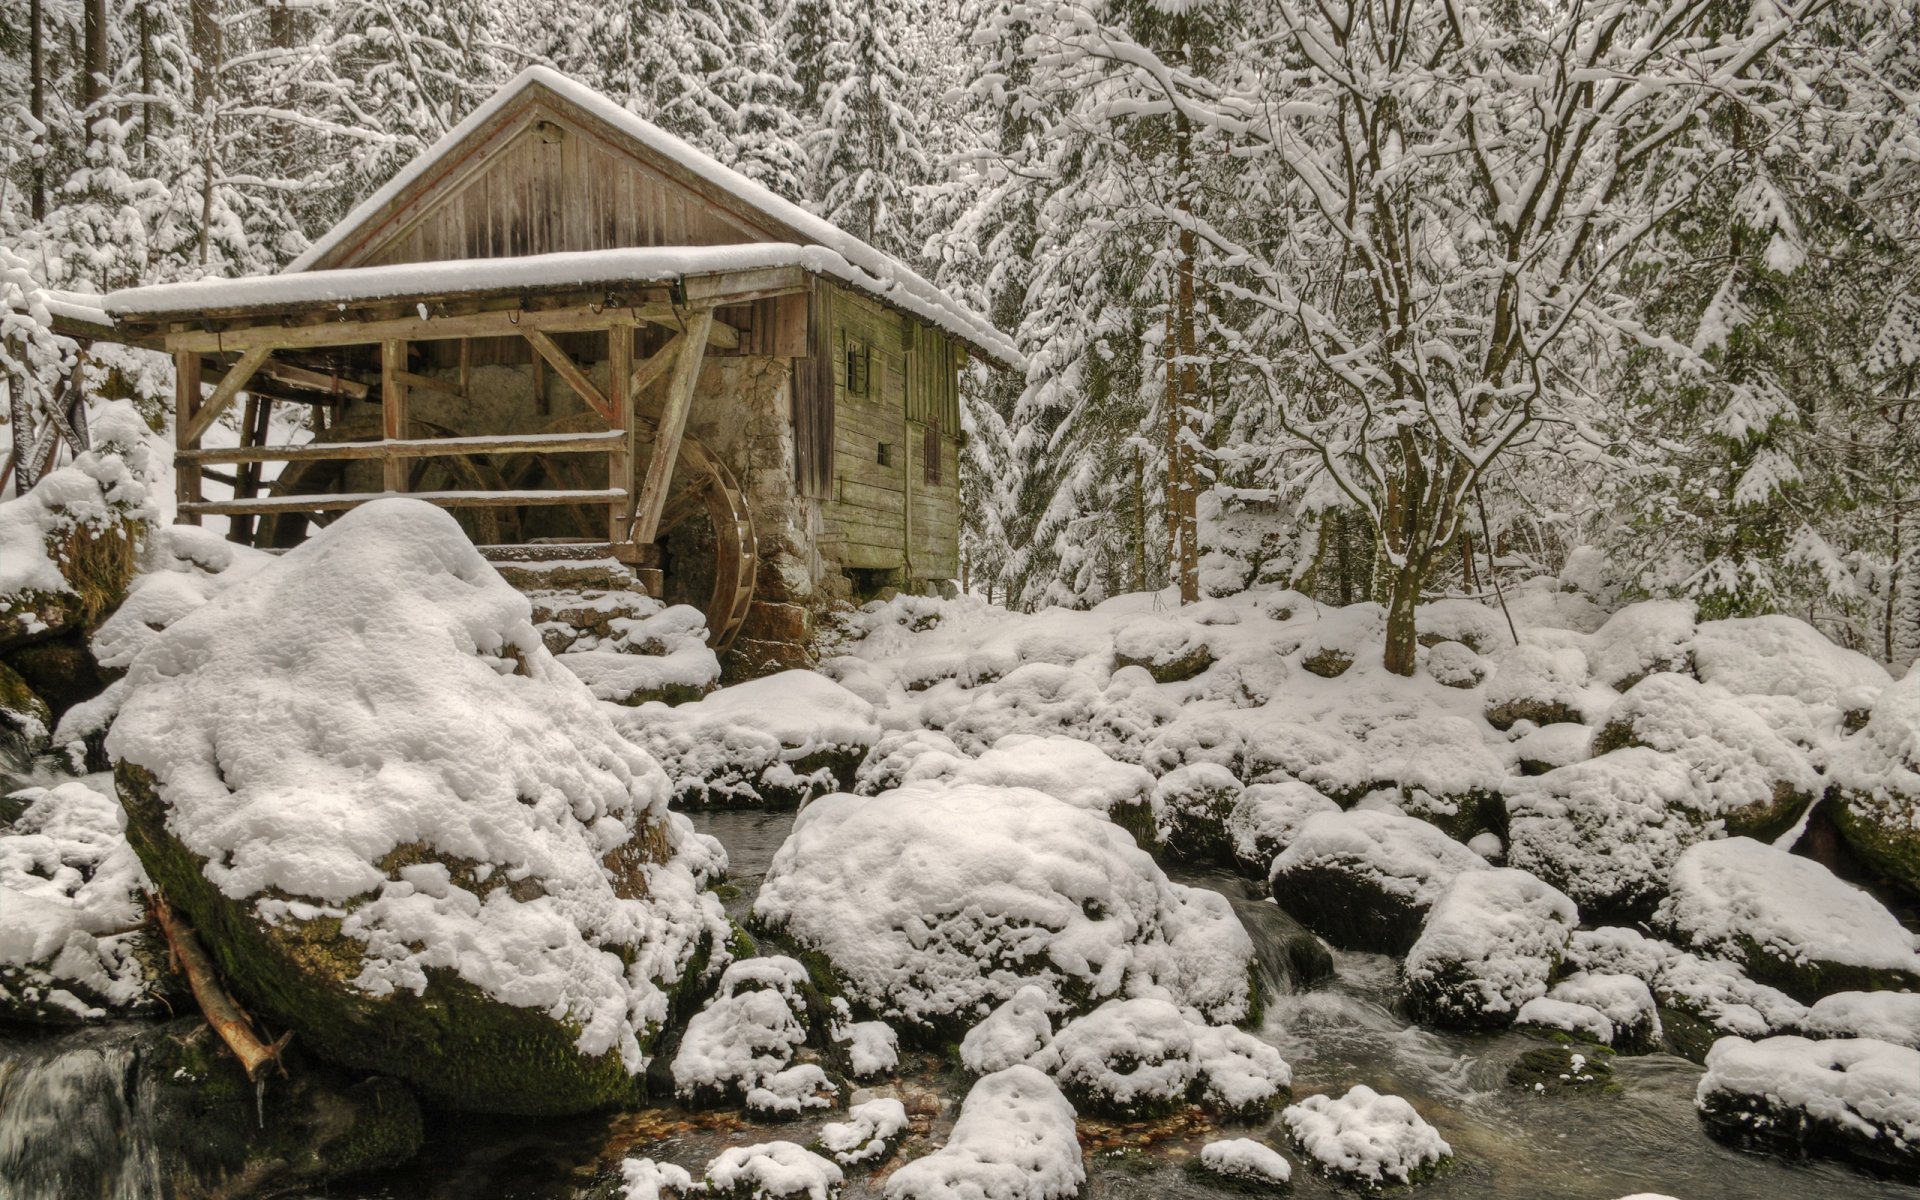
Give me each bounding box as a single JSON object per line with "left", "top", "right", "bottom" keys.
{"left": 285, "top": 66, "right": 1020, "bottom": 368}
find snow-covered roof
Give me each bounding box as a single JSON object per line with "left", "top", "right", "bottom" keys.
{"left": 276, "top": 66, "right": 1019, "bottom": 367}
{"left": 102, "top": 243, "right": 997, "bottom": 357}
{"left": 42, "top": 288, "right": 114, "bottom": 333}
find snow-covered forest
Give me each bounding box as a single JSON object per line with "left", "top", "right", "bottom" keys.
{"left": 5, "top": 3, "right": 1920, "bottom": 1200}
{"left": 3, "top": 0, "right": 1917, "bottom": 663}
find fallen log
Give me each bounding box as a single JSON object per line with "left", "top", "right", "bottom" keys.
{"left": 152, "top": 895, "right": 292, "bottom": 1081}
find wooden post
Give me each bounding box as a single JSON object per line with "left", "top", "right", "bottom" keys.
{"left": 233, "top": 393, "right": 259, "bottom": 545}
{"left": 608, "top": 323, "right": 634, "bottom": 547}
{"left": 630, "top": 309, "right": 713, "bottom": 549}
{"left": 382, "top": 339, "right": 407, "bottom": 492}
{"left": 174, "top": 349, "right": 203, "bottom": 524}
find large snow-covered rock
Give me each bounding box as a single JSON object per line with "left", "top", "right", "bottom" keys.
{"left": 1152, "top": 762, "right": 1243, "bottom": 864}
{"left": 106, "top": 500, "right": 729, "bottom": 1114}
{"left": 949, "top": 734, "right": 1157, "bottom": 846}
{"left": 1514, "top": 971, "right": 1662, "bottom": 1052}
{"left": 1697, "top": 1036, "right": 1920, "bottom": 1174}
{"left": 1800, "top": 991, "right": 1920, "bottom": 1049}
{"left": 1566, "top": 926, "right": 1807, "bottom": 1061}
{"left": 1281, "top": 1085, "right": 1452, "bottom": 1186}
{"left": 1656, "top": 837, "right": 1920, "bottom": 1001}
{"left": 621, "top": 671, "right": 881, "bottom": 807}
{"left": 1692, "top": 615, "right": 1889, "bottom": 715}
{"left": 1225, "top": 780, "right": 1339, "bottom": 877}
{"left": 1483, "top": 643, "right": 1591, "bottom": 731}
{"left": 1270, "top": 809, "right": 1488, "bottom": 954}
{"left": 0, "top": 776, "right": 168, "bottom": 1023}
{"left": 883, "top": 1066, "right": 1084, "bottom": 1200}
{"left": 1593, "top": 675, "right": 1819, "bottom": 840}
{"left": 753, "top": 783, "right": 1256, "bottom": 1035}
{"left": 1505, "top": 749, "right": 1712, "bottom": 916}
{"left": 1585, "top": 600, "right": 1695, "bottom": 690}
{"left": 1828, "top": 664, "right": 1920, "bottom": 895}
{"left": 1404, "top": 868, "right": 1578, "bottom": 1029}
{"left": 1029, "top": 996, "right": 1290, "bottom": 1119}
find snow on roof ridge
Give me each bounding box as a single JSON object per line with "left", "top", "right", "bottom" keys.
{"left": 284, "top": 66, "right": 1019, "bottom": 367}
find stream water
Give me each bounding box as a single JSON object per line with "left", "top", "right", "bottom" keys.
{"left": 2, "top": 805, "right": 1915, "bottom": 1200}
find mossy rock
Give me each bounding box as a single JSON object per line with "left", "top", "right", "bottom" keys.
{"left": 1300, "top": 648, "right": 1354, "bottom": 679}
{"left": 1505, "top": 1042, "right": 1617, "bottom": 1094}
{"left": 5, "top": 631, "right": 118, "bottom": 719}
{"left": 0, "top": 588, "right": 84, "bottom": 655}
{"left": 1107, "top": 798, "right": 1161, "bottom": 855}
{"left": 1396, "top": 788, "right": 1504, "bottom": 845}
{"left": 1832, "top": 787, "right": 1920, "bottom": 898}
{"left": 1271, "top": 862, "right": 1431, "bottom": 956}
{"left": 1114, "top": 643, "right": 1215, "bottom": 685}
{"left": 1719, "top": 930, "right": 1920, "bottom": 1006}
{"left": 1698, "top": 1077, "right": 1920, "bottom": 1180}
{"left": 0, "top": 658, "right": 53, "bottom": 763}
{"left": 1654, "top": 1005, "right": 1721, "bottom": 1064}
{"left": 1485, "top": 698, "right": 1583, "bottom": 732}
{"left": 117, "top": 762, "right": 686, "bottom": 1115}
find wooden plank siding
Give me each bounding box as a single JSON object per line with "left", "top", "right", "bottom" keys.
{"left": 817, "top": 286, "right": 962, "bottom": 581}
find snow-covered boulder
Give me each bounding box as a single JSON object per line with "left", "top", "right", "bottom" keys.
{"left": 1270, "top": 809, "right": 1489, "bottom": 954}
{"left": 1692, "top": 615, "right": 1889, "bottom": 716}
{"left": 0, "top": 660, "right": 52, "bottom": 763}
{"left": 1029, "top": 996, "right": 1290, "bottom": 1120}
{"left": 1505, "top": 749, "right": 1711, "bottom": 916}
{"left": 1566, "top": 926, "right": 1808, "bottom": 1061}
{"left": 817, "top": 1097, "right": 909, "bottom": 1167}
{"left": 1225, "top": 780, "right": 1339, "bottom": 877}
{"left": 1510, "top": 722, "right": 1591, "bottom": 776}
{"left": 1404, "top": 868, "right": 1577, "bottom": 1029}
{"left": 1417, "top": 599, "right": 1508, "bottom": 654}
{"left": 1697, "top": 1036, "right": 1920, "bottom": 1174}
{"left": 1828, "top": 664, "right": 1920, "bottom": 895}
{"left": 950, "top": 734, "right": 1158, "bottom": 847}
{"left": 1357, "top": 712, "right": 1509, "bottom": 841}
{"left": 1483, "top": 643, "right": 1591, "bottom": 731}
{"left": 836, "top": 1014, "right": 900, "bottom": 1079}
{"left": 704, "top": 1141, "right": 843, "bottom": 1200}
{"left": 1593, "top": 675, "right": 1819, "bottom": 840}
{"left": 619, "top": 1157, "right": 695, "bottom": 1200}
{"left": 1289, "top": 604, "right": 1383, "bottom": 678}
{"left": 1152, "top": 762, "right": 1242, "bottom": 864}
{"left": 853, "top": 728, "right": 969, "bottom": 796}
{"left": 1586, "top": 600, "right": 1695, "bottom": 690}
{"left": 673, "top": 956, "right": 825, "bottom": 1111}
{"left": 1281, "top": 1085, "right": 1452, "bottom": 1186}
{"left": 1198, "top": 1139, "right": 1292, "bottom": 1186}
{"left": 883, "top": 1066, "right": 1083, "bottom": 1200}
{"left": 0, "top": 403, "right": 157, "bottom": 654}
{"left": 0, "top": 776, "right": 169, "bottom": 1023}
{"left": 753, "top": 783, "right": 1256, "bottom": 1036}
{"left": 959, "top": 985, "right": 1056, "bottom": 1075}
{"left": 107, "top": 500, "right": 729, "bottom": 1114}
{"left": 1113, "top": 615, "right": 1213, "bottom": 683}
{"left": 622, "top": 671, "right": 882, "bottom": 807}
{"left": 1422, "top": 640, "right": 1485, "bottom": 689}
{"left": 1514, "top": 972, "right": 1661, "bottom": 1052}
{"left": 1800, "top": 991, "right": 1920, "bottom": 1048}
{"left": 1504, "top": 1043, "right": 1615, "bottom": 1093}
{"left": 1656, "top": 838, "right": 1920, "bottom": 1002}
{"left": 1237, "top": 717, "right": 1371, "bottom": 802}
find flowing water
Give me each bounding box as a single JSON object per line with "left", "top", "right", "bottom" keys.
{"left": 2, "top": 805, "right": 1915, "bottom": 1200}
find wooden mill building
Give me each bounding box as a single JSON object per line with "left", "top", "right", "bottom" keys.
{"left": 97, "top": 67, "right": 1019, "bottom": 670}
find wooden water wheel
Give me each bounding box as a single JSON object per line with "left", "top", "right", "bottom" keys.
{"left": 250, "top": 414, "right": 758, "bottom": 654}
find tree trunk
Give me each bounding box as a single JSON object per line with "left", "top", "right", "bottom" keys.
{"left": 1384, "top": 564, "right": 1421, "bottom": 676}
{"left": 28, "top": 0, "right": 44, "bottom": 219}
{"left": 81, "top": 0, "right": 107, "bottom": 120}
{"left": 1171, "top": 99, "right": 1201, "bottom": 604}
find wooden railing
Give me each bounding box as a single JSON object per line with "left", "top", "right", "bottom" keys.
{"left": 174, "top": 429, "right": 623, "bottom": 519}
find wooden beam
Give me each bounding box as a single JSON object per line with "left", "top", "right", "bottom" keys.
{"left": 182, "top": 345, "right": 272, "bottom": 445}
{"left": 630, "top": 308, "right": 713, "bottom": 545}
{"left": 628, "top": 333, "right": 683, "bottom": 401}
{"left": 381, "top": 339, "right": 407, "bottom": 491}
{"left": 160, "top": 306, "right": 637, "bottom": 353}
{"left": 636, "top": 307, "right": 740, "bottom": 350}
{"left": 174, "top": 349, "right": 203, "bottom": 525}
{"left": 608, "top": 323, "right": 634, "bottom": 545}
{"left": 395, "top": 369, "right": 466, "bottom": 400}
{"left": 202, "top": 357, "right": 369, "bottom": 401}
{"left": 178, "top": 487, "right": 626, "bottom": 517}
{"left": 179, "top": 430, "right": 623, "bottom": 466}
{"left": 523, "top": 329, "right": 612, "bottom": 421}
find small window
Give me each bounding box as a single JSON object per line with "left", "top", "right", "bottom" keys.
{"left": 923, "top": 420, "right": 942, "bottom": 486}
{"left": 845, "top": 340, "right": 870, "bottom": 395}
{"left": 876, "top": 441, "right": 893, "bottom": 467}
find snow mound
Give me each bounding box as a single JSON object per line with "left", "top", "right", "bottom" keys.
{"left": 0, "top": 776, "right": 157, "bottom": 1021}
{"left": 951, "top": 734, "right": 1156, "bottom": 826}
{"left": 818, "top": 1097, "right": 909, "bottom": 1166}
{"left": 753, "top": 784, "right": 1255, "bottom": 1032}
{"left": 1270, "top": 808, "right": 1488, "bottom": 954}
{"left": 1483, "top": 643, "right": 1591, "bottom": 730}
{"left": 1511, "top": 723, "right": 1591, "bottom": 775}
{"left": 1198, "top": 1138, "right": 1292, "bottom": 1185}
{"left": 883, "top": 1066, "right": 1083, "bottom": 1200}
{"left": 1505, "top": 749, "right": 1711, "bottom": 914}
{"left": 1828, "top": 665, "right": 1920, "bottom": 894}
{"left": 1282, "top": 1084, "right": 1451, "bottom": 1185}
{"left": 673, "top": 956, "right": 814, "bottom": 1107}
{"left": 620, "top": 1156, "right": 695, "bottom": 1200}
{"left": 1595, "top": 675, "right": 1818, "bottom": 836}
{"left": 1657, "top": 837, "right": 1920, "bottom": 1000}
{"left": 839, "top": 1018, "right": 900, "bottom": 1079}
{"left": 1404, "top": 868, "right": 1578, "bottom": 1029}
{"left": 1566, "top": 927, "right": 1807, "bottom": 1047}
{"left": 959, "top": 985, "right": 1056, "bottom": 1074}
{"left": 704, "top": 1141, "right": 843, "bottom": 1200}
{"left": 854, "top": 729, "right": 969, "bottom": 796}
{"left": 1226, "top": 780, "right": 1339, "bottom": 877}
{"left": 1540, "top": 972, "right": 1660, "bottom": 1050}
{"left": 1152, "top": 762, "right": 1243, "bottom": 862}
{"left": 1698, "top": 1036, "right": 1920, "bottom": 1171}
{"left": 1692, "top": 616, "right": 1889, "bottom": 711}
{"left": 104, "top": 499, "right": 728, "bottom": 1104}
{"left": 1802, "top": 991, "right": 1920, "bottom": 1049}
{"left": 1513, "top": 996, "right": 1615, "bottom": 1045}
{"left": 1423, "top": 641, "right": 1485, "bottom": 689}
{"left": 1033, "top": 997, "right": 1196, "bottom": 1118}
{"left": 1585, "top": 600, "right": 1695, "bottom": 689}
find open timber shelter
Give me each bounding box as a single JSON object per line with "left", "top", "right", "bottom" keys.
{"left": 73, "top": 67, "right": 1019, "bottom": 672}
